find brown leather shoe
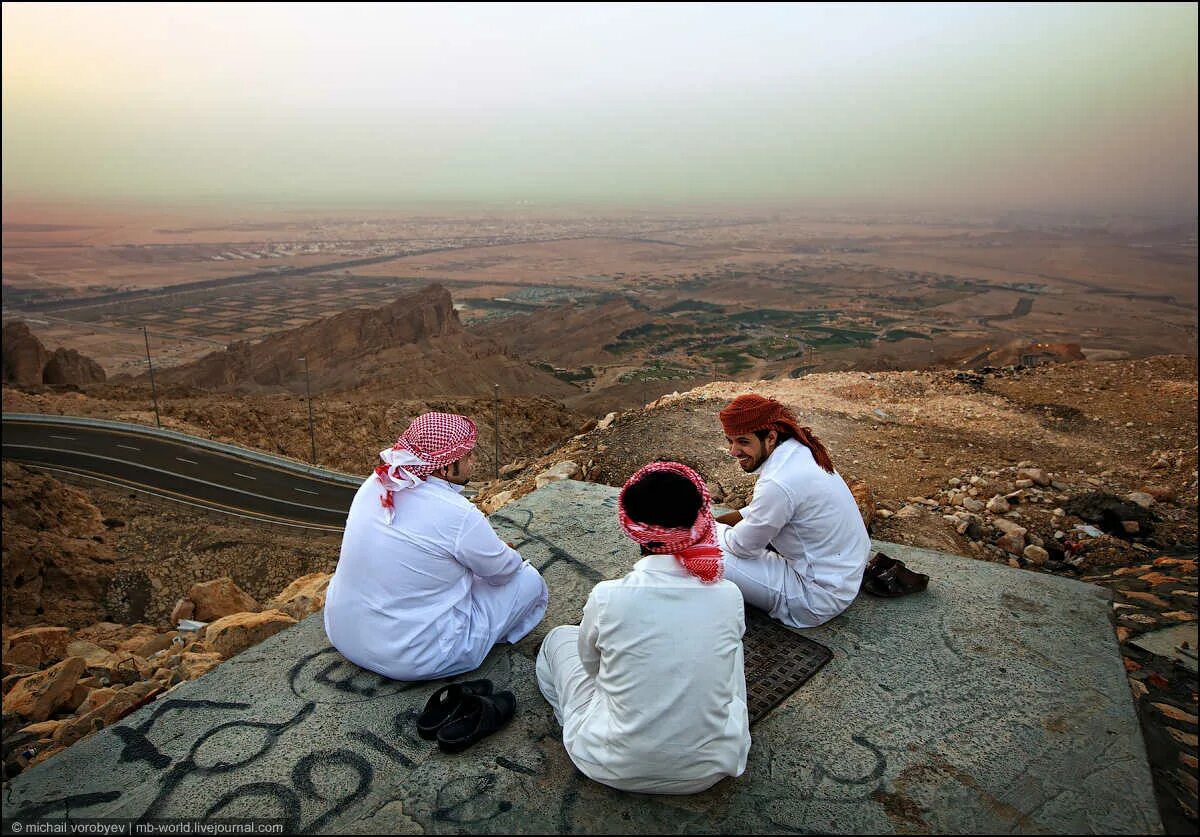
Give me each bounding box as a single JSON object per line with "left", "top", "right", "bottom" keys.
{"left": 861, "top": 552, "right": 929, "bottom": 597}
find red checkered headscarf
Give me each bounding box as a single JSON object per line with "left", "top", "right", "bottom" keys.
{"left": 375, "top": 412, "right": 477, "bottom": 522}
{"left": 719, "top": 394, "right": 834, "bottom": 473}
{"left": 617, "top": 461, "right": 723, "bottom": 584}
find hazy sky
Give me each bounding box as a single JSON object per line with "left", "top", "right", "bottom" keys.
{"left": 3, "top": 2, "right": 1196, "bottom": 212}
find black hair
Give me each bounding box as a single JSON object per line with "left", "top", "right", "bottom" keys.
{"left": 623, "top": 470, "right": 703, "bottom": 529}
{"left": 754, "top": 427, "right": 792, "bottom": 443}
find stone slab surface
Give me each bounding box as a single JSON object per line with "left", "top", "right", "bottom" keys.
{"left": 3, "top": 480, "right": 1162, "bottom": 834}
{"left": 1130, "top": 622, "right": 1199, "bottom": 673}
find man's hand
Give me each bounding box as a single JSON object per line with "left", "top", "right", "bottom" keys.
{"left": 506, "top": 541, "right": 517, "bottom": 549}
{"left": 715, "top": 510, "right": 743, "bottom": 526}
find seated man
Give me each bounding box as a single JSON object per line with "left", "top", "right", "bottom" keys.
{"left": 324, "top": 412, "right": 548, "bottom": 681}
{"left": 716, "top": 394, "right": 871, "bottom": 629}
{"left": 536, "top": 462, "right": 750, "bottom": 795}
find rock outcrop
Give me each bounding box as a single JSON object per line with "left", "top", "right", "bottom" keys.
{"left": 2, "top": 321, "right": 106, "bottom": 386}
{"left": 1, "top": 464, "right": 120, "bottom": 628}
{"left": 2, "top": 322, "right": 50, "bottom": 386}
{"left": 149, "top": 284, "right": 576, "bottom": 398}
{"left": 42, "top": 348, "right": 107, "bottom": 386}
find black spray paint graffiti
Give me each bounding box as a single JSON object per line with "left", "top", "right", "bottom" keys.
{"left": 493, "top": 509, "right": 605, "bottom": 584}
{"left": 10, "top": 644, "right": 530, "bottom": 831}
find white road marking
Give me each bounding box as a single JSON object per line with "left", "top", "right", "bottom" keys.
{"left": 295, "top": 487, "right": 319, "bottom": 495}
{"left": 234, "top": 472, "right": 256, "bottom": 480}
{"left": 117, "top": 444, "right": 140, "bottom": 451}
{"left": 176, "top": 457, "right": 198, "bottom": 464}
{"left": 5, "top": 443, "right": 346, "bottom": 515}
{"left": 50, "top": 435, "right": 76, "bottom": 441}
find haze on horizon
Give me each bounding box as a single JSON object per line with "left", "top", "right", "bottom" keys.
{"left": 2, "top": 2, "right": 1197, "bottom": 216}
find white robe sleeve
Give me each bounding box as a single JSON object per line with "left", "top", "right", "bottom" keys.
{"left": 453, "top": 507, "right": 525, "bottom": 585}
{"left": 578, "top": 588, "right": 603, "bottom": 679}
{"left": 722, "top": 478, "right": 796, "bottom": 559}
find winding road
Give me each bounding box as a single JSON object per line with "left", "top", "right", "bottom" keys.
{"left": 2, "top": 414, "right": 362, "bottom": 532}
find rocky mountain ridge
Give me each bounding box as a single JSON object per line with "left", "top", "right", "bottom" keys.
{"left": 2, "top": 321, "right": 106, "bottom": 387}
{"left": 137, "top": 283, "right": 578, "bottom": 399}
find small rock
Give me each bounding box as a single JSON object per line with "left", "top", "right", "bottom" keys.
{"left": 170, "top": 598, "right": 195, "bottom": 624}
{"left": 1121, "top": 520, "right": 1140, "bottom": 535}
{"left": 1023, "top": 545, "right": 1049, "bottom": 566}
{"left": 1018, "top": 468, "right": 1052, "bottom": 486}
{"left": 1125, "top": 492, "right": 1154, "bottom": 509}
{"left": 986, "top": 495, "right": 1011, "bottom": 514}
{"left": 962, "top": 497, "right": 984, "bottom": 513}
{"left": 534, "top": 460, "right": 580, "bottom": 489}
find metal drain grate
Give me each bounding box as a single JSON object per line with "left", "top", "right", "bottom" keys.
{"left": 743, "top": 605, "right": 832, "bottom": 726}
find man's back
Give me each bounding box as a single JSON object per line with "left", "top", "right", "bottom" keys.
{"left": 325, "top": 475, "right": 484, "bottom": 680}
{"left": 566, "top": 555, "right": 750, "bottom": 793}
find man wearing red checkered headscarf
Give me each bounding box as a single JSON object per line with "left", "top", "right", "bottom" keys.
{"left": 325, "top": 412, "right": 548, "bottom": 681}
{"left": 714, "top": 394, "right": 870, "bottom": 629}
{"left": 535, "top": 462, "right": 750, "bottom": 794}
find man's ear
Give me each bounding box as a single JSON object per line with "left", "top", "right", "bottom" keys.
{"left": 766, "top": 429, "right": 779, "bottom": 451}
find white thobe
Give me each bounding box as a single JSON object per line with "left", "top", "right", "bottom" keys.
{"left": 324, "top": 474, "right": 548, "bottom": 681}
{"left": 717, "top": 437, "right": 870, "bottom": 629}
{"left": 536, "top": 555, "right": 750, "bottom": 795}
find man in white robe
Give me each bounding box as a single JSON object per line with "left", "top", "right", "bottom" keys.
{"left": 324, "top": 412, "right": 548, "bottom": 681}
{"left": 715, "top": 394, "right": 870, "bottom": 629}
{"left": 536, "top": 461, "right": 750, "bottom": 795}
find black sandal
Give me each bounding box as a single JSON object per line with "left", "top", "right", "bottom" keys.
{"left": 416, "top": 679, "right": 493, "bottom": 740}
{"left": 861, "top": 552, "right": 929, "bottom": 597}
{"left": 436, "top": 691, "right": 517, "bottom": 753}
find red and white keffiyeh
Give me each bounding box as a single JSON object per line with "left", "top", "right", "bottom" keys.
{"left": 374, "top": 412, "right": 477, "bottom": 522}
{"left": 617, "top": 461, "right": 724, "bottom": 584}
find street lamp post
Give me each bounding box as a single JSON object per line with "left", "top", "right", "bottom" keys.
{"left": 143, "top": 327, "right": 161, "bottom": 428}
{"left": 301, "top": 356, "right": 316, "bottom": 465}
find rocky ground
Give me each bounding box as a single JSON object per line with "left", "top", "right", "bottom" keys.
{"left": 2, "top": 354, "right": 1196, "bottom": 830}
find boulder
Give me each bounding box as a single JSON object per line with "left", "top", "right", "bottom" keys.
{"left": 16, "top": 719, "right": 63, "bottom": 739}
{"left": 185, "top": 577, "right": 260, "bottom": 622}
{"left": 128, "top": 632, "right": 178, "bottom": 659}
{"left": 204, "top": 610, "right": 297, "bottom": 659}
{"left": 73, "top": 622, "right": 157, "bottom": 652}
{"left": 1, "top": 321, "right": 50, "bottom": 386}
{"left": 534, "top": 460, "right": 580, "bottom": 489}
{"left": 78, "top": 687, "right": 118, "bottom": 714}
{"left": 42, "top": 348, "right": 106, "bottom": 385}
{"left": 53, "top": 681, "right": 160, "bottom": 748}
{"left": 178, "top": 652, "right": 225, "bottom": 680}
{"left": 4, "top": 644, "right": 42, "bottom": 669}
{"left": 6, "top": 627, "right": 71, "bottom": 666}
{"left": 480, "top": 490, "right": 515, "bottom": 515}
{"left": 847, "top": 480, "right": 875, "bottom": 529}
{"left": 1, "top": 656, "right": 87, "bottom": 722}
{"left": 86, "top": 651, "right": 150, "bottom": 686}
{"left": 65, "top": 640, "right": 114, "bottom": 667}
{"left": 267, "top": 573, "right": 331, "bottom": 621}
